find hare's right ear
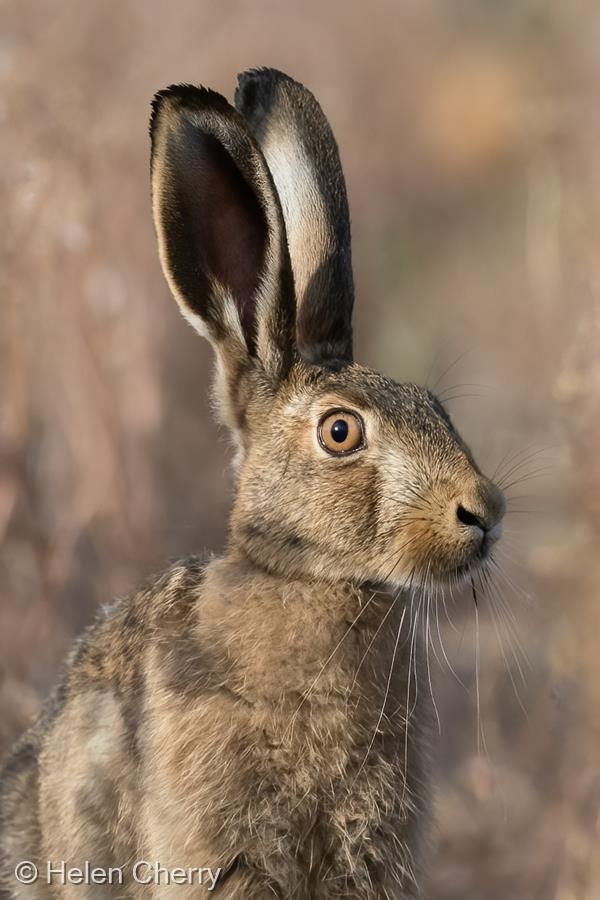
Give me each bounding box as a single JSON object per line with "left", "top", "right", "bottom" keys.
{"left": 150, "top": 85, "right": 296, "bottom": 426}
{"left": 236, "top": 69, "right": 354, "bottom": 366}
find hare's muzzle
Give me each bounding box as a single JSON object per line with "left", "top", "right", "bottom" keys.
{"left": 454, "top": 476, "right": 505, "bottom": 561}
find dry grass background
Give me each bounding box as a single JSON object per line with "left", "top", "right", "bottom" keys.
{"left": 1, "top": 1, "right": 599, "bottom": 896}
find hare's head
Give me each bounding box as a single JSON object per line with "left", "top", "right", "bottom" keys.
{"left": 151, "top": 69, "right": 505, "bottom": 588}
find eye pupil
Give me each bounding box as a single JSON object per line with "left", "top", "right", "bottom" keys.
{"left": 331, "top": 419, "right": 349, "bottom": 443}
{"left": 318, "top": 409, "right": 365, "bottom": 455}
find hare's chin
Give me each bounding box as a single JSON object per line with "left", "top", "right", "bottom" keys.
{"left": 445, "top": 551, "right": 494, "bottom": 587}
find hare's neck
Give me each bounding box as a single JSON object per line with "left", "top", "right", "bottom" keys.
{"left": 227, "top": 507, "right": 363, "bottom": 585}
{"left": 198, "top": 554, "right": 400, "bottom": 704}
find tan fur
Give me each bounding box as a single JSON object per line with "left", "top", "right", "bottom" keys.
{"left": 1, "top": 558, "right": 431, "bottom": 898}
{"left": 0, "top": 70, "right": 505, "bottom": 898}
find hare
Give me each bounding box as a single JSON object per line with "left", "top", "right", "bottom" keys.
{"left": 0, "top": 69, "right": 505, "bottom": 899}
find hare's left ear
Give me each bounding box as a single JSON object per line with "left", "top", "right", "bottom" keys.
{"left": 236, "top": 69, "right": 354, "bottom": 366}
{"left": 150, "top": 84, "right": 296, "bottom": 400}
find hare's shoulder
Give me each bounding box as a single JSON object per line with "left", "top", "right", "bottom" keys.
{"left": 63, "top": 554, "right": 211, "bottom": 692}
{"left": 0, "top": 558, "right": 211, "bottom": 802}
{"left": 10, "top": 556, "right": 211, "bottom": 758}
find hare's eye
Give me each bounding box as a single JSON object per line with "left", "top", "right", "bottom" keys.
{"left": 318, "top": 411, "right": 365, "bottom": 455}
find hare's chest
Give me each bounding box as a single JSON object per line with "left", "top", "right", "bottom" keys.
{"left": 234, "top": 697, "right": 420, "bottom": 895}
{"left": 145, "top": 665, "right": 426, "bottom": 896}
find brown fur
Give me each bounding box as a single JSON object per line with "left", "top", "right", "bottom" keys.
{"left": 0, "top": 69, "right": 505, "bottom": 898}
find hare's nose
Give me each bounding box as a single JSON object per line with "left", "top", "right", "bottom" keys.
{"left": 456, "top": 504, "right": 487, "bottom": 531}
{"left": 456, "top": 478, "right": 505, "bottom": 538}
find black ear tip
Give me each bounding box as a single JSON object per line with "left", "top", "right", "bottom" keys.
{"left": 150, "top": 83, "right": 231, "bottom": 137}
{"left": 235, "top": 67, "right": 302, "bottom": 116}
{"left": 235, "top": 68, "right": 275, "bottom": 115}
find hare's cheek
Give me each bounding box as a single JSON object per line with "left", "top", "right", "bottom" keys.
{"left": 394, "top": 516, "right": 435, "bottom": 567}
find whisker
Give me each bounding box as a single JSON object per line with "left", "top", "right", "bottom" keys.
{"left": 480, "top": 570, "right": 529, "bottom": 712}
{"left": 440, "top": 584, "right": 459, "bottom": 634}
{"left": 499, "top": 468, "right": 553, "bottom": 493}
{"left": 350, "top": 602, "right": 408, "bottom": 788}
{"left": 473, "top": 581, "right": 488, "bottom": 758}
{"left": 349, "top": 589, "right": 401, "bottom": 691}
{"left": 401, "top": 582, "right": 421, "bottom": 805}
{"left": 282, "top": 548, "right": 405, "bottom": 739}
{"left": 434, "top": 589, "right": 467, "bottom": 690}
{"left": 431, "top": 349, "right": 472, "bottom": 393}
{"left": 425, "top": 584, "right": 441, "bottom": 735}
{"left": 484, "top": 566, "right": 532, "bottom": 678}
{"left": 441, "top": 393, "right": 489, "bottom": 403}
{"left": 408, "top": 592, "right": 423, "bottom": 719}
{"left": 493, "top": 443, "right": 555, "bottom": 485}
{"left": 423, "top": 574, "right": 445, "bottom": 673}
{"left": 488, "top": 557, "right": 535, "bottom": 623}
{"left": 438, "top": 382, "right": 491, "bottom": 401}
{"left": 489, "top": 555, "right": 531, "bottom": 594}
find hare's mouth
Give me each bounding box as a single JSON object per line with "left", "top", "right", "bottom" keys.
{"left": 404, "top": 551, "right": 490, "bottom": 591}
{"left": 445, "top": 545, "right": 494, "bottom": 585}
{"left": 451, "top": 559, "right": 480, "bottom": 581}
{"left": 444, "top": 520, "right": 502, "bottom": 583}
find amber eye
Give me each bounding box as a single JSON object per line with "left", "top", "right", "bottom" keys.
{"left": 318, "top": 410, "right": 365, "bottom": 455}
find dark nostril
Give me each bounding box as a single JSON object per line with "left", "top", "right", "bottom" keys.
{"left": 456, "top": 504, "right": 486, "bottom": 531}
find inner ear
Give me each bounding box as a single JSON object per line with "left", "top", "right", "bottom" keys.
{"left": 164, "top": 121, "right": 268, "bottom": 353}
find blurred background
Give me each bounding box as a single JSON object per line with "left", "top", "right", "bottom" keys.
{"left": 1, "top": 1, "right": 599, "bottom": 896}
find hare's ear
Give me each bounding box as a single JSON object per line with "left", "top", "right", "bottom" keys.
{"left": 236, "top": 68, "right": 354, "bottom": 366}
{"left": 150, "top": 85, "right": 296, "bottom": 422}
